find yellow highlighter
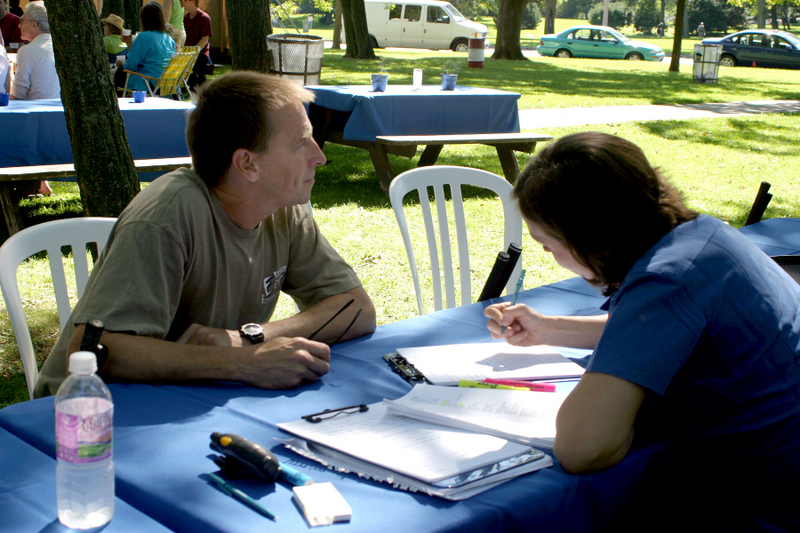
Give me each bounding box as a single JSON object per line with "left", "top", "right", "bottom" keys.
{"left": 458, "top": 380, "right": 529, "bottom": 391}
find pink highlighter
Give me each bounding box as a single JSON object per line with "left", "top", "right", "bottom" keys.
{"left": 483, "top": 378, "right": 557, "bottom": 393}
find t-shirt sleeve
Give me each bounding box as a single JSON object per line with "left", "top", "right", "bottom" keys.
{"left": 282, "top": 206, "right": 362, "bottom": 310}
{"left": 71, "top": 220, "right": 186, "bottom": 339}
{"left": 587, "top": 274, "right": 706, "bottom": 397}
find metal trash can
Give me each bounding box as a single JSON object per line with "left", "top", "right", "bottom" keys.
{"left": 693, "top": 43, "right": 722, "bottom": 83}
{"left": 468, "top": 37, "right": 485, "bottom": 68}
{"left": 267, "top": 34, "right": 324, "bottom": 85}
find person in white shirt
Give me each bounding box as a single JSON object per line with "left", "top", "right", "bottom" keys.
{"left": 10, "top": 1, "right": 59, "bottom": 101}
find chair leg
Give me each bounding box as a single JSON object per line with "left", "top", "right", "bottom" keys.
{"left": 745, "top": 181, "right": 773, "bottom": 226}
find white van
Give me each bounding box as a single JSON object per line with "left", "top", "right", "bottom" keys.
{"left": 356, "top": 0, "right": 487, "bottom": 52}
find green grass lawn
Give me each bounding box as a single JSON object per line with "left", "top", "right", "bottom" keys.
{"left": 1, "top": 49, "right": 799, "bottom": 408}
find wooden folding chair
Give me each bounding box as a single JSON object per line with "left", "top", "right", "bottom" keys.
{"left": 123, "top": 46, "right": 200, "bottom": 98}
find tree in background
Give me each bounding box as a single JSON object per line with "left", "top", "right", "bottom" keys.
{"left": 634, "top": 0, "right": 661, "bottom": 32}
{"left": 48, "top": 0, "right": 140, "bottom": 219}
{"left": 227, "top": 0, "right": 273, "bottom": 72}
{"left": 450, "top": 0, "right": 484, "bottom": 19}
{"left": 544, "top": 0, "right": 557, "bottom": 33}
{"left": 687, "top": 0, "right": 747, "bottom": 33}
{"left": 340, "top": 0, "right": 376, "bottom": 58}
{"left": 524, "top": 2, "right": 543, "bottom": 29}
{"left": 99, "top": 0, "right": 139, "bottom": 32}
{"left": 589, "top": 2, "right": 633, "bottom": 26}
{"left": 669, "top": 0, "right": 685, "bottom": 72}
{"left": 493, "top": 0, "right": 529, "bottom": 59}
{"left": 557, "top": 0, "right": 598, "bottom": 19}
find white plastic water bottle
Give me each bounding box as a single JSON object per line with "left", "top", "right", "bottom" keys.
{"left": 55, "top": 351, "right": 115, "bottom": 529}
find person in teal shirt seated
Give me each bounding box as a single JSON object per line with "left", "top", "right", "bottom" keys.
{"left": 100, "top": 13, "right": 126, "bottom": 63}
{"left": 114, "top": 1, "right": 174, "bottom": 93}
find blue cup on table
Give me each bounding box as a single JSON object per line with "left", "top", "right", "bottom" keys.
{"left": 133, "top": 90, "right": 146, "bottom": 103}
{"left": 371, "top": 74, "right": 388, "bottom": 92}
{"left": 441, "top": 74, "right": 457, "bottom": 91}
{"left": 0, "top": 93, "right": 9, "bottom": 106}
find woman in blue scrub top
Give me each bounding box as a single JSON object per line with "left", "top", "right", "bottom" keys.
{"left": 486, "top": 132, "right": 800, "bottom": 532}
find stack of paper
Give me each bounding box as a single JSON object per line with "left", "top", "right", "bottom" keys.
{"left": 384, "top": 383, "right": 568, "bottom": 448}
{"left": 278, "top": 401, "right": 553, "bottom": 500}
{"left": 395, "top": 343, "right": 585, "bottom": 384}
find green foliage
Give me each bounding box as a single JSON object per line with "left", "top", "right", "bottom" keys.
{"left": 450, "top": 0, "right": 485, "bottom": 19}
{"left": 557, "top": 0, "right": 595, "bottom": 19}
{"left": 524, "top": 3, "right": 543, "bottom": 29}
{"left": 634, "top": 0, "right": 661, "bottom": 33}
{"left": 589, "top": 2, "right": 633, "bottom": 27}
{"left": 687, "top": 0, "right": 748, "bottom": 33}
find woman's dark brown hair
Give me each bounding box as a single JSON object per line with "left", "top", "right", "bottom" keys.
{"left": 140, "top": 1, "right": 166, "bottom": 33}
{"left": 514, "top": 132, "right": 697, "bottom": 295}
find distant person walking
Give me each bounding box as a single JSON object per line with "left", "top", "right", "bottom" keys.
{"left": 657, "top": 22, "right": 664, "bottom": 37}
{"left": 697, "top": 22, "right": 705, "bottom": 38}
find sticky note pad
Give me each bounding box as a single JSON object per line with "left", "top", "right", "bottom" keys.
{"left": 293, "top": 482, "right": 352, "bottom": 527}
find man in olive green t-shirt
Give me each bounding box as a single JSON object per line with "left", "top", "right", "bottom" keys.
{"left": 34, "top": 71, "right": 376, "bottom": 398}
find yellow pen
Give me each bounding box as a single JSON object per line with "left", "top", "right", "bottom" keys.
{"left": 458, "top": 380, "right": 528, "bottom": 391}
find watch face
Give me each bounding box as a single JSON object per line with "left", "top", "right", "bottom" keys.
{"left": 242, "top": 324, "right": 261, "bottom": 335}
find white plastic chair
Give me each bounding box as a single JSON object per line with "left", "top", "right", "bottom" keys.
{"left": 0, "top": 217, "right": 117, "bottom": 399}
{"left": 389, "top": 166, "right": 523, "bottom": 315}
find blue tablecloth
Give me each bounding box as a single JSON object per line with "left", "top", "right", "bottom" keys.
{"left": 0, "top": 428, "right": 172, "bottom": 532}
{"left": 307, "top": 85, "right": 521, "bottom": 142}
{"left": 0, "top": 98, "right": 192, "bottom": 168}
{"left": 738, "top": 218, "right": 800, "bottom": 256}
{"left": 0, "top": 277, "right": 668, "bottom": 533}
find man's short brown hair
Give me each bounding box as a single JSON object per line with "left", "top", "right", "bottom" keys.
{"left": 186, "top": 71, "right": 315, "bottom": 187}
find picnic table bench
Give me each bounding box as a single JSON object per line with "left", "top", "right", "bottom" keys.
{"left": 0, "top": 157, "right": 193, "bottom": 236}
{"left": 372, "top": 132, "right": 554, "bottom": 190}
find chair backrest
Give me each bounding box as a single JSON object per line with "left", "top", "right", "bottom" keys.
{"left": 0, "top": 217, "right": 117, "bottom": 399}
{"left": 157, "top": 46, "right": 200, "bottom": 96}
{"left": 389, "top": 166, "right": 523, "bottom": 315}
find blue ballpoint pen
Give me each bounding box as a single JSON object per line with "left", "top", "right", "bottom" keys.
{"left": 208, "top": 473, "right": 278, "bottom": 521}
{"left": 501, "top": 269, "right": 526, "bottom": 335}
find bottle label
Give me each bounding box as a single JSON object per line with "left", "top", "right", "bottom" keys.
{"left": 56, "top": 398, "right": 113, "bottom": 464}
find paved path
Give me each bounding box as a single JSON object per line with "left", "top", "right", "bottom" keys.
{"left": 519, "top": 100, "right": 800, "bottom": 129}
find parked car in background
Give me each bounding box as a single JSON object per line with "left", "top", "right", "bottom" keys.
{"left": 702, "top": 29, "right": 800, "bottom": 69}
{"left": 537, "top": 25, "right": 665, "bottom": 61}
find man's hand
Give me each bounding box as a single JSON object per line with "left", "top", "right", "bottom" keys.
{"left": 176, "top": 323, "right": 243, "bottom": 347}
{"left": 239, "top": 337, "right": 331, "bottom": 389}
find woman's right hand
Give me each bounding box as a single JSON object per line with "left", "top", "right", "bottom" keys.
{"left": 485, "top": 302, "right": 549, "bottom": 346}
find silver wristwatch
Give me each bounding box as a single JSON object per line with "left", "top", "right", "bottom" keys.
{"left": 238, "top": 323, "right": 264, "bottom": 345}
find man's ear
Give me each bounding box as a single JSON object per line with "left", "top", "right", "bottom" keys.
{"left": 230, "top": 149, "right": 260, "bottom": 184}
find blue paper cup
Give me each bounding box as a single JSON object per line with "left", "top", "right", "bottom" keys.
{"left": 441, "top": 74, "right": 457, "bottom": 91}
{"left": 371, "top": 74, "right": 388, "bottom": 92}
{"left": 0, "top": 93, "right": 9, "bottom": 106}
{"left": 133, "top": 91, "right": 146, "bottom": 103}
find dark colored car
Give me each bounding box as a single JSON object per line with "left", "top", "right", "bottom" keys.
{"left": 702, "top": 29, "right": 800, "bottom": 69}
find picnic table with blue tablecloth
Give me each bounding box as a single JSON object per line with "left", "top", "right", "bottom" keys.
{"left": 0, "top": 98, "right": 192, "bottom": 168}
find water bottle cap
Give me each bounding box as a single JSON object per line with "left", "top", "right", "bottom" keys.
{"left": 69, "top": 351, "right": 98, "bottom": 374}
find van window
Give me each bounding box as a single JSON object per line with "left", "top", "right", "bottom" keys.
{"left": 427, "top": 5, "right": 450, "bottom": 23}
{"left": 389, "top": 4, "right": 402, "bottom": 19}
{"left": 404, "top": 5, "right": 421, "bottom": 21}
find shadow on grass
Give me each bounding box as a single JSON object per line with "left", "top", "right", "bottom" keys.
{"left": 641, "top": 116, "right": 800, "bottom": 158}
{"left": 311, "top": 144, "right": 505, "bottom": 209}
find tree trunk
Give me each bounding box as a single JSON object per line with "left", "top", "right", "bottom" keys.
{"left": 48, "top": 0, "right": 140, "bottom": 218}
{"left": 341, "top": 0, "right": 376, "bottom": 59}
{"left": 545, "top": 0, "right": 556, "bottom": 35}
{"left": 227, "top": 0, "right": 272, "bottom": 71}
{"left": 492, "top": 0, "right": 528, "bottom": 60}
{"left": 99, "top": 0, "right": 139, "bottom": 32}
{"left": 668, "top": 0, "right": 685, "bottom": 73}
{"left": 757, "top": 0, "right": 765, "bottom": 28}
{"left": 333, "top": 0, "right": 342, "bottom": 49}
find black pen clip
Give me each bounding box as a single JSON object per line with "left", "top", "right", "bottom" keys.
{"left": 302, "top": 404, "right": 369, "bottom": 423}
